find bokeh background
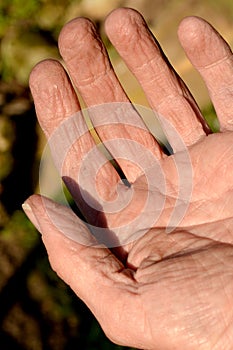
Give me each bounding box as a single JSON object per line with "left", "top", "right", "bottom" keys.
{"left": 0, "top": 0, "right": 232, "bottom": 349}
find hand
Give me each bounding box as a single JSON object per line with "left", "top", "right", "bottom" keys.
{"left": 23, "top": 8, "right": 233, "bottom": 350}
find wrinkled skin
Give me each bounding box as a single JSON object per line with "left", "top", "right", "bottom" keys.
{"left": 24, "top": 8, "right": 233, "bottom": 350}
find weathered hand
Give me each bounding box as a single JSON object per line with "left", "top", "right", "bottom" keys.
{"left": 23, "top": 8, "right": 233, "bottom": 350}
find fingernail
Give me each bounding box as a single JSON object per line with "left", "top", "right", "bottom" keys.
{"left": 22, "top": 202, "right": 41, "bottom": 232}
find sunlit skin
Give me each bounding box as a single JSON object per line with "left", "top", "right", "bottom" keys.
{"left": 23, "top": 8, "right": 233, "bottom": 350}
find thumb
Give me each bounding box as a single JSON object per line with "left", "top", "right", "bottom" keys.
{"left": 22, "top": 194, "right": 138, "bottom": 346}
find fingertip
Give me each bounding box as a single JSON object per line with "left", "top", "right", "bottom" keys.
{"left": 29, "top": 57, "right": 80, "bottom": 135}
{"left": 178, "top": 16, "right": 208, "bottom": 49}
{"left": 29, "top": 59, "right": 63, "bottom": 91}
{"left": 22, "top": 194, "right": 43, "bottom": 231}
{"left": 29, "top": 59, "right": 47, "bottom": 91}
{"left": 105, "top": 7, "right": 145, "bottom": 42}
{"left": 178, "top": 16, "right": 232, "bottom": 67}
{"left": 23, "top": 193, "right": 43, "bottom": 210}
{"left": 58, "top": 17, "right": 96, "bottom": 56}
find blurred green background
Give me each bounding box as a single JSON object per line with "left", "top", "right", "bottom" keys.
{"left": 0, "top": 0, "right": 232, "bottom": 349}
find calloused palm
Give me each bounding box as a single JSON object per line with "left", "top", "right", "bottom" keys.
{"left": 23, "top": 8, "right": 233, "bottom": 350}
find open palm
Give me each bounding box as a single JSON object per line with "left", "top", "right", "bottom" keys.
{"left": 24, "top": 8, "right": 233, "bottom": 349}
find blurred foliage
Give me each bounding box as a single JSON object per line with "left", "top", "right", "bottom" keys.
{"left": 0, "top": 0, "right": 63, "bottom": 84}
{"left": 202, "top": 105, "right": 220, "bottom": 133}
{"left": 0, "top": 0, "right": 39, "bottom": 36}
{"left": 0, "top": 115, "right": 14, "bottom": 181}
{"left": 207, "top": 0, "right": 233, "bottom": 18}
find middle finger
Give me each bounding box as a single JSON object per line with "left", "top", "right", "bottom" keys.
{"left": 105, "top": 8, "right": 209, "bottom": 150}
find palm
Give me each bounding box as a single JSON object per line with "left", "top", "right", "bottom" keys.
{"left": 24, "top": 8, "right": 233, "bottom": 350}
{"left": 159, "top": 131, "right": 233, "bottom": 243}
{"left": 98, "top": 132, "right": 233, "bottom": 349}
{"left": 123, "top": 234, "right": 233, "bottom": 350}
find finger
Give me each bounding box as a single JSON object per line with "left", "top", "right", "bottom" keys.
{"left": 29, "top": 59, "right": 80, "bottom": 137}
{"left": 58, "top": 17, "right": 163, "bottom": 182}
{"left": 22, "top": 195, "right": 141, "bottom": 348}
{"left": 29, "top": 60, "right": 120, "bottom": 224}
{"left": 178, "top": 16, "right": 233, "bottom": 131}
{"left": 105, "top": 8, "right": 208, "bottom": 150}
